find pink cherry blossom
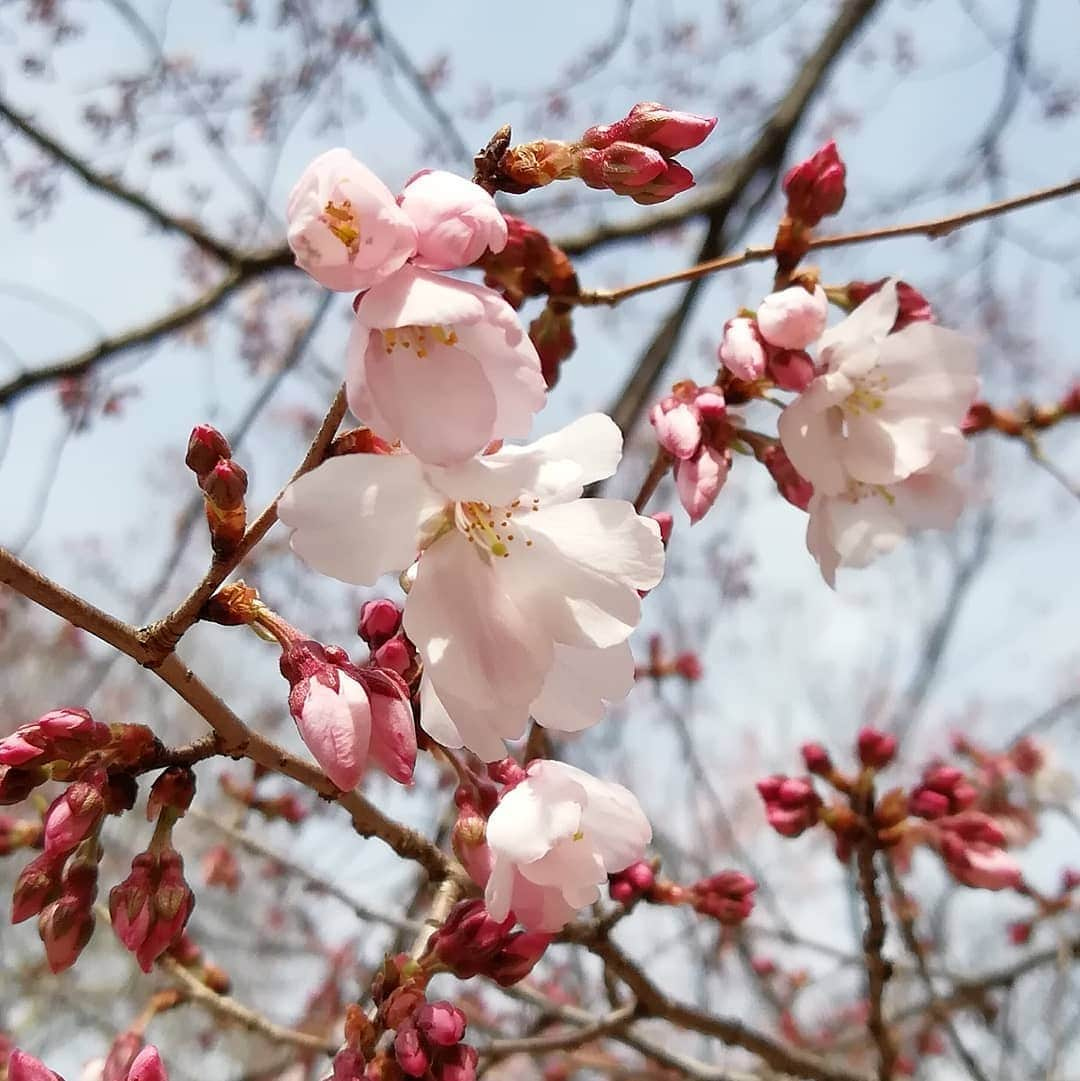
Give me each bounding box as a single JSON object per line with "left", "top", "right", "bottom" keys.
{"left": 279, "top": 415, "right": 665, "bottom": 760}
{"left": 756, "top": 285, "right": 828, "bottom": 350}
{"left": 718, "top": 317, "right": 767, "bottom": 381}
{"left": 805, "top": 456, "right": 966, "bottom": 586}
{"left": 347, "top": 265, "right": 546, "bottom": 465}
{"left": 398, "top": 170, "right": 508, "bottom": 270}
{"left": 286, "top": 148, "right": 417, "bottom": 292}
{"left": 649, "top": 382, "right": 725, "bottom": 460}
{"left": 779, "top": 280, "right": 978, "bottom": 497}
{"left": 483, "top": 760, "right": 652, "bottom": 932}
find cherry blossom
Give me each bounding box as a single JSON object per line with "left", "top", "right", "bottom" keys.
{"left": 398, "top": 170, "right": 508, "bottom": 270}
{"left": 718, "top": 316, "right": 767, "bottom": 381}
{"left": 286, "top": 149, "right": 418, "bottom": 292}
{"left": 482, "top": 760, "right": 652, "bottom": 931}
{"left": 779, "top": 280, "right": 978, "bottom": 496}
{"left": 347, "top": 266, "right": 547, "bottom": 465}
{"left": 804, "top": 456, "right": 966, "bottom": 586}
{"left": 278, "top": 415, "right": 665, "bottom": 760}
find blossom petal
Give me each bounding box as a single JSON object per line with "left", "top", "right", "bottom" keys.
{"left": 353, "top": 265, "right": 486, "bottom": 329}
{"left": 530, "top": 643, "right": 635, "bottom": 733}
{"left": 297, "top": 676, "right": 371, "bottom": 791}
{"left": 404, "top": 532, "right": 553, "bottom": 707}
{"left": 279, "top": 454, "right": 441, "bottom": 585}
{"left": 487, "top": 777, "right": 584, "bottom": 863}
{"left": 819, "top": 279, "right": 899, "bottom": 359}
{"left": 558, "top": 764, "right": 653, "bottom": 869}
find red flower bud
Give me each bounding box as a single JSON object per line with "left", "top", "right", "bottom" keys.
{"left": 358, "top": 599, "right": 403, "bottom": 649}
{"left": 202, "top": 459, "right": 248, "bottom": 511}
{"left": 856, "top": 727, "right": 897, "bottom": 770}
{"left": 185, "top": 425, "right": 232, "bottom": 482}
{"left": 581, "top": 102, "right": 716, "bottom": 154}
{"left": 147, "top": 767, "right": 197, "bottom": 820}
{"left": 783, "top": 141, "right": 846, "bottom": 226}
{"left": 757, "top": 775, "right": 821, "bottom": 837}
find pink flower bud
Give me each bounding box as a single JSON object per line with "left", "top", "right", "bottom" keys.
{"left": 280, "top": 640, "right": 416, "bottom": 790}
{"left": 675, "top": 445, "right": 731, "bottom": 525}
{"left": 910, "top": 765, "right": 977, "bottom": 819}
{"left": 416, "top": 1002, "right": 467, "bottom": 1047}
{"left": 783, "top": 141, "right": 847, "bottom": 226}
{"left": 201, "top": 460, "right": 247, "bottom": 511}
{"left": 673, "top": 652, "right": 703, "bottom": 680}
{"left": 12, "top": 851, "right": 63, "bottom": 923}
{"left": 43, "top": 771, "right": 106, "bottom": 857}
{"left": 800, "top": 742, "right": 832, "bottom": 775}
{"left": 1062, "top": 868, "right": 1080, "bottom": 892}
{"left": 609, "top": 859, "right": 656, "bottom": 904}
{"left": 358, "top": 599, "right": 403, "bottom": 649}
{"left": 393, "top": 1020, "right": 429, "bottom": 1078}
{"left": 439, "top": 1045, "right": 479, "bottom": 1081}
{"left": 627, "top": 158, "right": 695, "bottom": 205}
{"left": 102, "top": 1033, "right": 143, "bottom": 1081}
{"left": 39, "top": 891, "right": 96, "bottom": 974}
{"left": 856, "top": 727, "right": 897, "bottom": 770}
{"left": 8, "top": 1050, "right": 65, "bottom": 1081}
{"left": 761, "top": 445, "right": 813, "bottom": 511}
{"left": 581, "top": 102, "right": 717, "bottom": 154}
{"left": 757, "top": 775, "right": 821, "bottom": 837}
{"left": 184, "top": 425, "right": 231, "bottom": 482}
{"left": 719, "top": 317, "right": 767, "bottom": 381}
{"left": 126, "top": 1047, "right": 169, "bottom": 1081}
{"left": 487, "top": 931, "right": 551, "bottom": 987}
{"left": 650, "top": 399, "right": 703, "bottom": 460}
{"left": 147, "top": 767, "right": 196, "bottom": 820}
{"left": 756, "top": 285, "right": 828, "bottom": 350}
{"left": 0, "top": 708, "right": 109, "bottom": 768}
{"left": 109, "top": 847, "right": 195, "bottom": 972}
{"left": 576, "top": 142, "right": 666, "bottom": 191}
{"left": 691, "top": 870, "right": 757, "bottom": 924}
{"left": 1008, "top": 920, "right": 1032, "bottom": 945}
{"left": 372, "top": 635, "right": 414, "bottom": 677}
{"left": 398, "top": 170, "right": 508, "bottom": 271}
{"left": 767, "top": 348, "right": 815, "bottom": 392}
{"left": 287, "top": 148, "right": 418, "bottom": 292}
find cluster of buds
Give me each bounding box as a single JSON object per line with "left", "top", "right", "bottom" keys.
{"left": 218, "top": 772, "right": 308, "bottom": 824}
{"left": 649, "top": 380, "right": 733, "bottom": 523}
{"left": 827, "top": 278, "right": 933, "bottom": 332}
{"left": 487, "top": 102, "right": 716, "bottom": 206}
{"left": 757, "top": 775, "right": 822, "bottom": 838}
{"left": 422, "top": 898, "right": 551, "bottom": 986}
{"left": 12, "top": 767, "right": 135, "bottom": 972}
{"left": 109, "top": 768, "right": 196, "bottom": 971}
{"left": 185, "top": 424, "right": 248, "bottom": 556}
{"left": 633, "top": 633, "right": 703, "bottom": 681}
{"left": 608, "top": 860, "right": 756, "bottom": 926}
{"left": 358, "top": 599, "right": 417, "bottom": 682}
{"left": 909, "top": 764, "right": 976, "bottom": 819}
{"left": 964, "top": 385, "right": 1080, "bottom": 439}
{"left": 0, "top": 708, "right": 110, "bottom": 803}
{"left": 477, "top": 215, "right": 579, "bottom": 387}
{"left": 8, "top": 1046, "right": 169, "bottom": 1081}
{"left": 774, "top": 141, "right": 846, "bottom": 275}
{"left": 333, "top": 955, "right": 480, "bottom": 1081}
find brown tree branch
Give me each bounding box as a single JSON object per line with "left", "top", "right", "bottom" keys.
{"left": 574, "top": 176, "right": 1080, "bottom": 307}
{"left": 138, "top": 385, "right": 348, "bottom": 661}
{"left": 0, "top": 544, "right": 453, "bottom": 881}
{"left": 0, "top": 96, "right": 243, "bottom": 264}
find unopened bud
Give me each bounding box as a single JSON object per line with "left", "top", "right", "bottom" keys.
{"left": 783, "top": 141, "right": 846, "bottom": 226}
{"left": 857, "top": 727, "right": 897, "bottom": 770}
{"left": 358, "top": 599, "right": 403, "bottom": 649}
{"left": 202, "top": 459, "right": 248, "bottom": 512}
{"left": 185, "top": 425, "right": 231, "bottom": 482}
{"left": 147, "top": 767, "right": 196, "bottom": 820}
{"left": 581, "top": 102, "right": 716, "bottom": 154}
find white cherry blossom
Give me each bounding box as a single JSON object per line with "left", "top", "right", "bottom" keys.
{"left": 278, "top": 415, "right": 665, "bottom": 759}
{"left": 484, "top": 760, "right": 651, "bottom": 931}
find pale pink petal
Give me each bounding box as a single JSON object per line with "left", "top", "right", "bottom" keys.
{"left": 366, "top": 676, "right": 417, "bottom": 784}
{"left": 425, "top": 681, "right": 531, "bottom": 760}
{"left": 892, "top": 471, "right": 966, "bottom": 530}
{"left": 651, "top": 401, "right": 702, "bottom": 459}
{"left": 484, "top": 855, "right": 517, "bottom": 923}
{"left": 719, "top": 317, "right": 766, "bottom": 380}
{"left": 530, "top": 643, "right": 635, "bottom": 733}
{"left": 818, "top": 279, "right": 899, "bottom": 357}
{"left": 278, "top": 453, "right": 441, "bottom": 585}
{"left": 757, "top": 285, "right": 828, "bottom": 350}
{"left": 404, "top": 531, "right": 552, "bottom": 707}
{"left": 553, "top": 763, "right": 653, "bottom": 869}
{"left": 487, "top": 780, "right": 583, "bottom": 864}
{"left": 778, "top": 397, "right": 848, "bottom": 497}
{"left": 353, "top": 265, "right": 486, "bottom": 329}
{"left": 362, "top": 330, "right": 499, "bottom": 464}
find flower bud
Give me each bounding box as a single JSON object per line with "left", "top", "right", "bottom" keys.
{"left": 498, "top": 139, "right": 577, "bottom": 190}
{"left": 126, "top": 1047, "right": 169, "bottom": 1081}
{"left": 0, "top": 764, "right": 47, "bottom": 804}
{"left": 910, "top": 765, "right": 976, "bottom": 819}
{"left": 185, "top": 425, "right": 231, "bottom": 483}
{"left": 628, "top": 158, "right": 696, "bottom": 205}
{"left": 757, "top": 285, "right": 828, "bottom": 351}
{"left": 202, "top": 460, "right": 248, "bottom": 512}
{"left": 147, "top": 767, "right": 196, "bottom": 821}
{"left": 767, "top": 348, "right": 815, "bottom": 392}
{"left": 690, "top": 870, "right": 757, "bottom": 924}
{"left": 12, "top": 851, "right": 64, "bottom": 923}
{"left": 37, "top": 838, "right": 101, "bottom": 972}
{"left": 581, "top": 102, "right": 716, "bottom": 154}
{"left": 102, "top": 1032, "right": 143, "bottom": 1081}
{"left": 800, "top": 743, "right": 832, "bottom": 776}
{"left": 857, "top": 727, "right": 897, "bottom": 770}
{"left": 576, "top": 142, "right": 665, "bottom": 191}
{"left": 608, "top": 859, "right": 656, "bottom": 904}
{"left": 440, "top": 1045, "right": 479, "bottom": 1081}
{"left": 651, "top": 512, "right": 673, "bottom": 546}
{"left": 1008, "top": 920, "right": 1032, "bottom": 945}
{"left": 719, "top": 316, "right": 767, "bottom": 381}
{"left": 8, "top": 1050, "right": 64, "bottom": 1081}
{"left": 110, "top": 847, "right": 195, "bottom": 972}
{"left": 416, "top": 1002, "right": 466, "bottom": 1047}
{"left": 358, "top": 599, "right": 403, "bottom": 649}
{"left": 757, "top": 775, "right": 821, "bottom": 837}
{"left": 42, "top": 771, "right": 106, "bottom": 857}
{"left": 0, "top": 708, "right": 110, "bottom": 768}
{"left": 783, "top": 141, "right": 846, "bottom": 226}
{"left": 761, "top": 445, "right": 813, "bottom": 511}
{"left": 529, "top": 302, "right": 576, "bottom": 389}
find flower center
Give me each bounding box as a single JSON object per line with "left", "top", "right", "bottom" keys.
{"left": 321, "top": 199, "right": 361, "bottom": 254}
{"left": 453, "top": 498, "right": 539, "bottom": 560}
{"left": 841, "top": 371, "right": 889, "bottom": 416}
{"left": 379, "top": 326, "right": 459, "bottom": 360}
{"left": 842, "top": 479, "right": 896, "bottom": 506}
